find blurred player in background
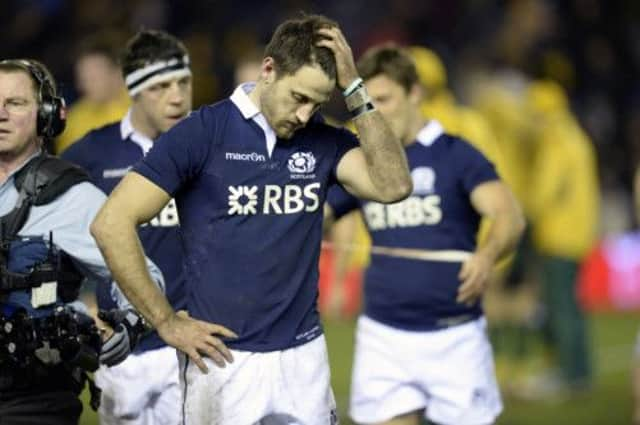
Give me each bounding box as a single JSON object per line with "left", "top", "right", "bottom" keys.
{"left": 522, "top": 80, "right": 599, "bottom": 397}
{"left": 62, "top": 29, "right": 192, "bottom": 425}
{"left": 465, "top": 68, "right": 540, "bottom": 386}
{"left": 233, "top": 46, "right": 264, "bottom": 86}
{"left": 326, "top": 45, "right": 525, "bottom": 425}
{"left": 408, "top": 46, "right": 504, "bottom": 170}
{"left": 323, "top": 47, "right": 512, "bottom": 321}
{"left": 408, "top": 45, "right": 540, "bottom": 391}
{"left": 90, "top": 14, "right": 411, "bottom": 424}
{"left": 55, "top": 31, "right": 130, "bottom": 154}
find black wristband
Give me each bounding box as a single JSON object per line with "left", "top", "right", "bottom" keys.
{"left": 351, "top": 102, "right": 376, "bottom": 119}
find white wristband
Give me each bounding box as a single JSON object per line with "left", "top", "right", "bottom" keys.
{"left": 343, "top": 77, "right": 364, "bottom": 97}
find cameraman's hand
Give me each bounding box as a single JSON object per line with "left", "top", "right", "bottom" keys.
{"left": 156, "top": 310, "right": 237, "bottom": 374}
{"left": 98, "top": 309, "right": 147, "bottom": 367}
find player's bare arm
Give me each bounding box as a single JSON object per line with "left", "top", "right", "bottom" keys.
{"left": 323, "top": 203, "right": 336, "bottom": 234}
{"left": 91, "top": 172, "right": 237, "bottom": 372}
{"left": 457, "top": 180, "right": 525, "bottom": 304}
{"left": 316, "top": 27, "right": 412, "bottom": 203}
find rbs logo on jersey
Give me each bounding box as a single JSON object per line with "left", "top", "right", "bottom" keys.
{"left": 364, "top": 195, "right": 442, "bottom": 230}
{"left": 145, "top": 199, "right": 179, "bottom": 227}
{"left": 228, "top": 183, "right": 321, "bottom": 215}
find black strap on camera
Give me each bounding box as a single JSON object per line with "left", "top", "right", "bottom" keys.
{"left": 0, "top": 153, "right": 89, "bottom": 292}
{"left": 0, "top": 155, "right": 102, "bottom": 409}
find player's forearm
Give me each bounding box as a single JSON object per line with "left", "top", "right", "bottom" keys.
{"left": 318, "top": 29, "right": 410, "bottom": 201}
{"left": 353, "top": 111, "right": 412, "bottom": 202}
{"left": 477, "top": 208, "right": 526, "bottom": 263}
{"left": 90, "top": 208, "right": 174, "bottom": 328}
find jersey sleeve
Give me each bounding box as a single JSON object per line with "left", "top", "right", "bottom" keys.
{"left": 331, "top": 126, "right": 360, "bottom": 184}
{"left": 60, "top": 132, "right": 94, "bottom": 169}
{"left": 133, "top": 107, "right": 215, "bottom": 196}
{"left": 326, "top": 183, "right": 360, "bottom": 220}
{"left": 455, "top": 138, "right": 500, "bottom": 194}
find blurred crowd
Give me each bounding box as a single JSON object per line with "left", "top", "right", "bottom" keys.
{"left": 4, "top": 0, "right": 639, "bottom": 406}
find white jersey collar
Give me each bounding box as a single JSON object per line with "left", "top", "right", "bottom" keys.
{"left": 416, "top": 120, "right": 444, "bottom": 147}
{"left": 230, "top": 83, "right": 277, "bottom": 158}
{"left": 120, "top": 110, "right": 154, "bottom": 154}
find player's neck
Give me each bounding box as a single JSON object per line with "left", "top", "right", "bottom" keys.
{"left": 247, "top": 83, "right": 262, "bottom": 112}
{"left": 403, "top": 112, "right": 428, "bottom": 146}
{"left": 130, "top": 106, "right": 161, "bottom": 141}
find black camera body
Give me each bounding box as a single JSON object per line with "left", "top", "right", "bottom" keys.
{"left": 0, "top": 306, "right": 101, "bottom": 372}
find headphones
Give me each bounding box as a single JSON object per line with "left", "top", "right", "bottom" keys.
{"left": 0, "top": 59, "right": 66, "bottom": 139}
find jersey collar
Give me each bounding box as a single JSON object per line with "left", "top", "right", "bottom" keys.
{"left": 230, "top": 82, "right": 260, "bottom": 119}
{"left": 230, "top": 83, "right": 277, "bottom": 158}
{"left": 416, "top": 120, "right": 444, "bottom": 147}
{"left": 120, "top": 110, "right": 154, "bottom": 154}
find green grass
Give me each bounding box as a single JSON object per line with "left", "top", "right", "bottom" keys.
{"left": 79, "top": 312, "right": 638, "bottom": 424}
{"left": 494, "top": 312, "right": 637, "bottom": 425}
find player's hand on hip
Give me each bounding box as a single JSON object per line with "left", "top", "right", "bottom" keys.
{"left": 456, "top": 253, "right": 492, "bottom": 306}
{"left": 315, "top": 26, "right": 359, "bottom": 91}
{"left": 156, "top": 310, "right": 237, "bottom": 373}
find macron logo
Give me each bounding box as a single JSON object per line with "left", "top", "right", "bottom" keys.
{"left": 225, "top": 152, "right": 266, "bottom": 162}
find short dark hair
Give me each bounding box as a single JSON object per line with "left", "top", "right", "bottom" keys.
{"left": 120, "top": 29, "right": 188, "bottom": 77}
{"left": 264, "top": 14, "right": 337, "bottom": 81}
{"left": 0, "top": 59, "right": 58, "bottom": 102}
{"left": 357, "top": 44, "right": 419, "bottom": 93}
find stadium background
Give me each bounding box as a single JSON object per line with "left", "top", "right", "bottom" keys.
{"left": 3, "top": 0, "right": 640, "bottom": 424}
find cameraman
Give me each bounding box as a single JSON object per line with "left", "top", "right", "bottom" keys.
{"left": 0, "top": 59, "right": 164, "bottom": 425}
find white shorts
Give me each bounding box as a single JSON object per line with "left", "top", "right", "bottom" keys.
{"left": 96, "top": 345, "right": 181, "bottom": 425}
{"left": 350, "top": 316, "right": 502, "bottom": 425}
{"left": 180, "top": 335, "right": 338, "bottom": 425}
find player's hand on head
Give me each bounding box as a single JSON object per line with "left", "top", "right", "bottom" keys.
{"left": 315, "top": 26, "right": 358, "bottom": 91}
{"left": 156, "top": 310, "right": 238, "bottom": 373}
{"left": 456, "top": 253, "right": 492, "bottom": 306}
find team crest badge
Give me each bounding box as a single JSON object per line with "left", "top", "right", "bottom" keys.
{"left": 288, "top": 152, "right": 316, "bottom": 174}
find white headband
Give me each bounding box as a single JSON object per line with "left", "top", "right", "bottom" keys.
{"left": 126, "top": 55, "right": 191, "bottom": 96}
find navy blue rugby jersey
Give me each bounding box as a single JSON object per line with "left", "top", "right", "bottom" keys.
{"left": 133, "top": 84, "right": 359, "bottom": 351}
{"left": 327, "top": 120, "right": 499, "bottom": 331}
{"left": 62, "top": 114, "right": 187, "bottom": 352}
